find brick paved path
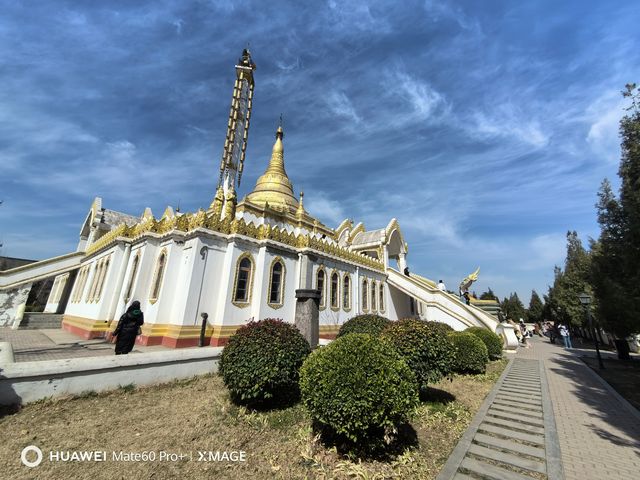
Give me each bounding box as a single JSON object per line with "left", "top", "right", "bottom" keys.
{"left": 0, "top": 328, "right": 172, "bottom": 362}
{"left": 517, "top": 337, "right": 640, "bottom": 480}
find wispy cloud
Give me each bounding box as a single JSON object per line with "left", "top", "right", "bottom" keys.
{"left": 1, "top": 0, "right": 638, "bottom": 302}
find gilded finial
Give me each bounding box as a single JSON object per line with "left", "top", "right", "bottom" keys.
{"left": 296, "top": 191, "right": 305, "bottom": 219}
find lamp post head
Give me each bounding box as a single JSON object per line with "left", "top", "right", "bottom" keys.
{"left": 578, "top": 292, "right": 591, "bottom": 306}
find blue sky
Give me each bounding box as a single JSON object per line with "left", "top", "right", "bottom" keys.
{"left": 1, "top": 0, "right": 639, "bottom": 304}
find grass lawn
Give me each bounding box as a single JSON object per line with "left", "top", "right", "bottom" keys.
{"left": 0, "top": 359, "right": 507, "bottom": 480}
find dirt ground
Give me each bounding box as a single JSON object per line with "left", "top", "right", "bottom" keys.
{"left": 0, "top": 360, "right": 507, "bottom": 480}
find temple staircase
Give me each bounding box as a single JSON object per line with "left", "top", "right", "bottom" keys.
{"left": 386, "top": 268, "right": 499, "bottom": 332}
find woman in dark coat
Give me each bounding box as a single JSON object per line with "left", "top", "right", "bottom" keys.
{"left": 113, "top": 300, "right": 144, "bottom": 355}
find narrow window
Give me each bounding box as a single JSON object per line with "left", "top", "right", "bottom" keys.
{"left": 150, "top": 252, "right": 167, "bottom": 303}
{"left": 50, "top": 278, "right": 60, "bottom": 303}
{"left": 317, "top": 268, "right": 325, "bottom": 309}
{"left": 124, "top": 254, "right": 140, "bottom": 302}
{"left": 95, "top": 258, "right": 110, "bottom": 302}
{"left": 342, "top": 274, "right": 351, "bottom": 310}
{"left": 362, "top": 279, "right": 368, "bottom": 311}
{"left": 234, "top": 256, "right": 252, "bottom": 303}
{"left": 330, "top": 271, "right": 339, "bottom": 309}
{"left": 371, "top": 281, "right": 377, "bottom": 312}
{"left": 78, "top": 267, "right": 89, "bottom": 302}
{"left": 379, "top": 283, "right": 385, "bottom": 312}
{"left": 268, "top": 260, "right": 284, "bottom": 306}
{"left": 86, "top": 263, "right": 100, "bottom": 302}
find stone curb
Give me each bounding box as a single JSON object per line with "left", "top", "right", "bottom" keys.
{"left": 540, "top": 357, "right": 564, "bottom": 480}
{"left": 435, "top": 357, "right": 514, "bottom": 480}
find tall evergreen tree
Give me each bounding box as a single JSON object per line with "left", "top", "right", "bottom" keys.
{"left": 591, "top": 83, "right": 640, "bottom": 337}
{"left": 528, "top": 290, "right": 544, "bottom": 324}
{"left": 542, "top": 233, "right": 591, "bottom": 327}
{"left": 501, "top": 292, "right": 527, "bottom": 321}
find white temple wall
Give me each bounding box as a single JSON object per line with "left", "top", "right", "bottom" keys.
{"left": 213, "top": 240, "right": 260, "bottom": 327}
{"left": 180, "top": 236, "right": 228, "bottom": 327}
{"left": 256, "top": 248, "right": 298, "bottom": 322}
{"left": 388, "top": 283, "right": 412, "bottom": 320}
{"left": 199, "top": 238, "right": 233, "bottom": 325}
{"left": 113, "top": 243, "right": 150, "bottom": 320}
{"left": 64, "top": 246, "right": 122, "bottom": 320}
{"left": 146, "top": 240, "right": 182, "bottom": 325}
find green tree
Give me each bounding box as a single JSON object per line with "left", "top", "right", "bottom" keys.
{"left": 479, "top": 288, "right": 497, "bottom": 300}
{"left": 591, "top": 83, "right": 640, "bottom": 338}
{"left": 553, "top": 231, "right": 592, "bottom": 326}
{"left": 527, "top": 290, "right": 544, "bottom": 324}
{"left": 500, "top": 292, "right": 526, "bottom": 321}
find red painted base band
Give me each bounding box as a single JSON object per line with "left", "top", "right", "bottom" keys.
{"left": 62, "top": 322, "right": 105, "bottom": 340}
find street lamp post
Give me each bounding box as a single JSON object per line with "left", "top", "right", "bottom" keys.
{"left": 578, "top": 292, "right": 604, "bottom": 369}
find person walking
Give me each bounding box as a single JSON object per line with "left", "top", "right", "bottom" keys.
{"left": 113, "top": 300, "right": 144, "bottom": 355}
{"left": 559, "top": 323, "right": 573, "bottom": 349}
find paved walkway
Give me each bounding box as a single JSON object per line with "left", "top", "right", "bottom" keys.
{"left": 438, "top": 356, "right": 562, "bottom": 479}
{"left": 0, "top": 328, "right": 171, "bottom": 362}
{"left": 439, "top": 336, "right": 640, "bottom": 480}
{"left": 518, "top": 337, "right": 640, "bottom": 480}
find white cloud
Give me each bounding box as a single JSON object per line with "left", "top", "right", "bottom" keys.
{"left": 585, "top": 91, "right": 625, "bottom": 163}
{"left": 521, "top": 233, "right": 566, "bottom": 271}
{"left": 423, "top": 0, "right": 482, "bottom": 33}
{"left": 383, "top": 68, "right": 449, "bottom": 124}
{"left": 305, "top": 193, "right": 346, "bottom": 227}
{"left": 326, "top": 90, "right": 361, "bottom": 124}
{"left": 469, "top": 105, "right": 549, "bottom": 148}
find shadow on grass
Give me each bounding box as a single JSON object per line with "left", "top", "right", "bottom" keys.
{"left": 420, "top": 386, "right": 456, "bottom": 404}
{"left": 0, "top": 403, "right": 21, "bottom": 419}
{"left": 230, "top": 389, "right": 302, "bottom": 412}
{"left": 311, "top": 419, "right": 419, "bottom": 461}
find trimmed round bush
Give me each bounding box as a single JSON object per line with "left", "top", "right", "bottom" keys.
{"left": 300, "top": 334, "right": 419, "bottom": 446}
{"left": 426, "top": 321, "right": 454, "bottom": 336}
{"left": 465, "top": 327, "right": 503, "bottom": 360}
{"left": 381, "top": 318, "right": 455, "bottom": 391}
{"left": 337, "top": 314, "right": 391, "bottom": 338}
{"left": 220, "top": 319, "right": 311, "bottom": 407}
{"left": 449, "top": 332, "right": 489, "bottom": 374}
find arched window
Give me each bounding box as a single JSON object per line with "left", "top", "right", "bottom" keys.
{"left": 362, "top": 278, "right": 368, "bottom": 311}
{"left": 342, "top": 274, "right": 351, "bottom": 311}
{"left": 330, "top": 271, "right": 339, "bottom": 310}
{"left": 379, "top": 283, "right": 385, "bottom": 312}
{"left": 149, "top": 250, "right": 167, "bottom": 304}
{"left": 124, "top": 253, "right": 140, "bottom": 302}
{"left": 268, "top": 258, "right": 285, "bottom": 307}
{"left": 95, "top": 257, "right": 110, "bottom": 302}
{"left": 371, "top": 281, "right": 377, "bottom": 312}
{"left": 233, "top": 254, "right": 253, "bottom": 305}
{"left": 316, "top": 268, "right": 326, "bottom": 309}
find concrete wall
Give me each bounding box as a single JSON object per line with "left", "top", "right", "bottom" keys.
{"left": 0, "top": 348, "right": 222, "bottom": 406}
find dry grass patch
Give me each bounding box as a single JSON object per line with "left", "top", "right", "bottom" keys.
{"left": 0, "top": 360, "right": 507, "bottom": 479}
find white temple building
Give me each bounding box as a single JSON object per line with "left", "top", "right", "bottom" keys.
{"left": 0, "top": 50, "right": 499, "bottom": 347}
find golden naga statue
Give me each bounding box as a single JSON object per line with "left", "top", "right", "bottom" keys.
{"left": 459, "top": 267, "right": 480, "bottom": 293}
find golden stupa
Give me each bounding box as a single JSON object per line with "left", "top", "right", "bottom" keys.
{"left": 245, "top": 126, "right": 299, "bottom": 212}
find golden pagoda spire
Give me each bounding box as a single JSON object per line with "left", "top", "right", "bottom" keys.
{"left": 296, "top": 191, "right": 305, "bottom": 220}
{"left": 245, "top": 124, "right": 298, "bottom": 211}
